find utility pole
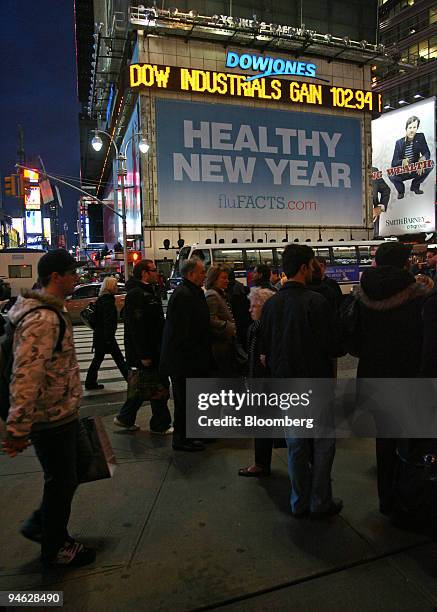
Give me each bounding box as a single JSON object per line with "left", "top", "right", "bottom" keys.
{"left": 17, "top": 124, "right": 27, "bottom": 246}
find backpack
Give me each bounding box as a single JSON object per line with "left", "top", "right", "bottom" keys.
{"left": 0, "top": 306, "right": 66, "bottom": 422}
{"left": 80, "top": 301, "right": 97, "bottom": 329}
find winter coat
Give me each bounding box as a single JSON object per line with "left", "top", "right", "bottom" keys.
{"left": 261, "top": 281, "right": 342, "bottom": 378}
{"left": 227, "top": 280, "right": 251, "bottom": 346}
{"left": 93, "top": 292, "right": 118, "bottom": 352}
{"left": 205, "top": 288, "right": 237, "bottom": 376}
{"left": 7, "top": 291, "right": 81, "bottom": 438}
{"left": 420, "top": 288, "right": 437, "bottom": 377}
{"left": 160, "top": 279, "right": 211, "bottom": 378}
{"left": 247, "top": 320, "right": 268, "bottom": 378}
{"left": 351, "top": 266, "right": 428, "bottom": 378}
{"left": 123, "top": 279, "right": 164, "bottom": 368}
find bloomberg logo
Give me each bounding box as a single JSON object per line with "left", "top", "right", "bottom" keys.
{"left": 226, "top": 51, "right": 317, "bottom": 82}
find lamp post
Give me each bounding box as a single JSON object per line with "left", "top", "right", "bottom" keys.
{"left": 91, "top": 129, "right": 149, "bottom": 279}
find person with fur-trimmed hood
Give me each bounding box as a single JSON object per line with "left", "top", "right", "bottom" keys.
{"left": 2, "top": 250, "right": 96, "bottom": 568}
{"left": 344, "top": 242, "right": 429, "bottom": 516}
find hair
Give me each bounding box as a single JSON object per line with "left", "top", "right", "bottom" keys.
{"left": 405, "top": 115, "right": 420, "bottom": 130}
{"left": 255, "top": 264, "right": 271, "bottom": 282}
{"left": 311, "top": 258, "right": 323, "bottom": 282}
{"left": 99, "top": 276, "right": 117, "bottom": 296}
{"left": 39, "top": 275, "right": 52, "bottom": 288}
{"left": 271, "top": 268, "right": 280, "bottom": 276}
{"left": 181, "top": 258, "right": 202, "bottom": 279}
{"left": 248, "top": 286, "right": 275, "bottom": 308}
{"left": 133, "top": 259, "right": 154, "bottom": 280}
{"left": 315, "top": 255, "right": 327, "bottom": 266}
{"left": 205, "top": 264, "right": 229, "bottom": 290}
{"left": 282, "top": 244, "right": 314, "bottom": 278}
{"left": 375, "top": 242, "right": 411, "bottom": 268}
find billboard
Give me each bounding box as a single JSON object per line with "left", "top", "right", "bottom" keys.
{"left": 121, "top": 103, "right": 142, "bottom": 236}
{"left": 372, "top": 97, "right": 436, "bottom": 237}
{"left": 156, "top": 99, "right": 364, "bottom": 226}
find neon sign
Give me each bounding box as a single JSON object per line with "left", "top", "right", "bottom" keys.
{"left": 225, "top": 51, "right": 318, "bottom": 82}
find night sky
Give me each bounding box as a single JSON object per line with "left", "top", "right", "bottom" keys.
{"left": 0, "top": 0, "right": 80, "bottom": 246}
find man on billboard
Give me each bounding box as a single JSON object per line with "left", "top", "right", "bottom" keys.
{"left": 389, "top": 115, "right": 432, "bottom": 199}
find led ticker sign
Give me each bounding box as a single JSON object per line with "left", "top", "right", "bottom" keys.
{"left": 129, "top": 63, "right": 381, "bottom": 113}
{"left": 225, "top": 51, "right": 319, "bottom": 82}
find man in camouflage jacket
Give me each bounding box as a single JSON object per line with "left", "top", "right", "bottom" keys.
{"left": 2, "top": 249, "right": 96, "bottom": 568}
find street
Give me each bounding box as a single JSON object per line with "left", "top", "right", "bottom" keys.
{"left": 1, "top": 330, "right": 437, "bottom": 610}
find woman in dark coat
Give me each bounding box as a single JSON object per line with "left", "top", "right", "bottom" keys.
{"left": 238, "top": 286, "right": 276, "bottom": 477}
{"left": 85, "top": 276, "right": 128, "bottom": 390}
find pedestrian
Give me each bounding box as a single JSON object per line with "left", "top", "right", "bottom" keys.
{"left": 2, "top": 249, "right": 96, "bottom": 567}
{"left": 253, "top": 264, "right": 277, "bottom": 291}
{"left": 226, "top": 268, "right": 251, "bottom": 347}
{"left": 160, "top": 258, "right": 211, "bottom": 452}
{"left": 238, "top": 286, "right": 276, "bottom": 477}
{"left": 308, "top": 258, "right": 341, "bottom": 312}
{"left": 261, "top": 244, "right": 343, "bottom": 518}
{"left": 205, "top": 264, "right": 238, "bottom": 377}
{"left": 342, "top": 242, "right": 429, "bottom": 516}
{"left": 270, "top": 268, "right": 282, "bottom": 291}
{"left": 315, "top": 256, "right": 343, "bottom": 308}
{"left": 85, "top": 276, "right": 128, "bottom": 390}
{"left": 114, "top": 260, "right": 172, "bottom": 434}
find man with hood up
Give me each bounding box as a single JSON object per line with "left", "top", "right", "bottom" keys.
{"left": 348, "top": 242, "right": 429, "bottom": 515}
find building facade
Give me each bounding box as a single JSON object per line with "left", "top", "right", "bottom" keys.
{"left": 75, "top": 0, "right": 390, "bottom": 265}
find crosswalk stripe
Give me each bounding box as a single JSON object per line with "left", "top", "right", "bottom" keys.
{"left": 73, "top": 324, "right": 127, "bottom": 396}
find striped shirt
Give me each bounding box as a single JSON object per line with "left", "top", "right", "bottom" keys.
{"left": 405, "top": 141, "right": 415, "bottom": 163}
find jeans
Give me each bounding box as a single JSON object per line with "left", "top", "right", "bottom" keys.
{"left": 389, "top": 167, "right": 432, "bottom": 194}
{"left": 118, "top": 396, "right": 171, "bottom": 432}
{"left": 30, "top": 419, "right": 90, "bottom": 561}
{"left": 287, "top": 437, "right": 335, "bottom": 513}
{"left": 85, "top": 339, "right": 128, "bottom": 386}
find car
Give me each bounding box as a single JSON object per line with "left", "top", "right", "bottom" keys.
{"left": 65, "top": 283, "right": 126, "bottom": 324}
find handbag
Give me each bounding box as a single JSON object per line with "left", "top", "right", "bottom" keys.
{"left": 80, "top": 301, "right": 97, "bottom": 329}
{"left": 127, "top": 367, "right": 170, "bottom": 401}
{"left": 78, "top": 416, "right": 117, "bottom": 483}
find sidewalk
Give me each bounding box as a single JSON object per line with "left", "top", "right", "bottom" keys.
{"left": 1, "top": 406, "right": 437, "bottom": 611}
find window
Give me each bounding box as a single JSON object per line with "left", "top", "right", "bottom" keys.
{"left": 314, "top": 247, "right": 331, "bottom": 262}
{"left": 245, "top": 249, "right": 274, "bottom": 269}
{"left": 72, "top": 285, "right": 99, "bottom": 299}
{"left": 8, "top": 264, "right": 32, "bottom": 279}
{"left": 191, "top": 249, "right": 211, "bottom": 268}
{"left": 212, "top": 249, "right": 244, "bottom": 270}
{"left": 430, "top": 7, "right": 437, "bottom": 24}
{"left": 358, "top": 246, "right": 375, "bottom": 264}
{"left": 259, "top": 249, "right": 274, "bottom": 266}
{"left": 173, "top": 246, "right": 190, "bottom": 276}
{"left": 430, "top": 35, "right": 437, "bottom": 59}
{"left": 332, "top": 247, "right": 357, "bottom": 265}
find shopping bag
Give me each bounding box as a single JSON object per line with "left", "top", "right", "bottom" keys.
{"left": 78, "top": 416, "right": 117, "bottom": 483}
{"left": 127, "top": 368, "right": 169, "bottom": 401}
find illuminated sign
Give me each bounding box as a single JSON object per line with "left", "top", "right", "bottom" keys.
{"left": 25, "top": 185, "right": 41, "bottom": 210}
{"left": 24, "top": 169, "right": 39, "bottom": 184}
{"left": 225, "top": 51, "right": 319, "bottom": 82}
{"left": 129, "top": 64, "right": 381, "bottom": 113}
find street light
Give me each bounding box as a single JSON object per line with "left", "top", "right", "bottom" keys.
{"left": 91, "top": 128, "right": 149, "bottom": 279}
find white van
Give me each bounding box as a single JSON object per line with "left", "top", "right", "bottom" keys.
{"left": 0, "top": 248, "right": 46, "bottom": 297}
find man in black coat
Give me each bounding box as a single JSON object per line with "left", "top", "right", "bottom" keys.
{"left": 346, "top": 242, "right": 429, "bottom": 515}
{"left": 261, "top": 244, "right": 343, "bottom": 518}
{"left": 160, "top": 258, "right": 211, "bottom": 452}
{"left": 115, "top": 260, "right": 172, "bottom": 433}
{"left": 389, "top": 115, "right": 432, "bottom": 199}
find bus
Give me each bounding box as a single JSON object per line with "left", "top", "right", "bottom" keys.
{"left": 0, "top": 248, "right": 46, "bottom": 297}
{"left": 169, "top": 240, "right": 389, "bottom": 295}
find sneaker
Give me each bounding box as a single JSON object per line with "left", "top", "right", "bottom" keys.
{"left": 85, "top": 383, "right": 105, "bottom": 390}
{"left": 20, "top": 523, "right": 42, "bottom": 543}
{"left": 113, "top": 416, "right": 140, "bottom": 432}
{"left": 42, "top": 541, "right": 96, "bottom": 568}
{"left": 150, "top": 426, "right": 174, "bottom": 435}
{"left": 310, "top": 498, "right": 343, "bottom": 520}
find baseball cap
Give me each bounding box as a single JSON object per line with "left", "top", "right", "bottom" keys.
{"left": 375, "top": 242, "right": 411, "bottom": 268}
{"left": 38, "top": 249, "right": 79, "bottom": 280}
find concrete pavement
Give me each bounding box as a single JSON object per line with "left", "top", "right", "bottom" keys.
{"left": 1, "top": 390, "right": 437, "bottom": 611}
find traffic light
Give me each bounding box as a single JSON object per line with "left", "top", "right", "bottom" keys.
{"left": 18, "top": 175, "right": 31, "bottom": 197}
{"left": 4, "top": 175, "right": 18, "bottom": 197}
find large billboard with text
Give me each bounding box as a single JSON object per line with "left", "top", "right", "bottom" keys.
{"left": 372, "top": 97, "right": 436, "bottom": 237}
{"left": 156, "top": 99, "right": 364, "bottom": 226}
